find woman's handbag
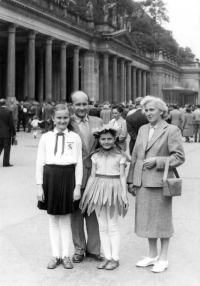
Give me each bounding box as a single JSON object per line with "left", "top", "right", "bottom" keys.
{"left": 163, "top": 157, "right": 182, "bottom": 197}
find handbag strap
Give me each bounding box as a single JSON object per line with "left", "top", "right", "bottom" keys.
{"left": 163, "top": 157, "right": 180, "bottom": 182}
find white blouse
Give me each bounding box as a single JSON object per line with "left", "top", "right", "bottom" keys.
{"left": 36, "top": 128, "right": 83, "bottom": 185}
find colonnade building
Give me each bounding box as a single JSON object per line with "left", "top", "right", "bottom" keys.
{"left": 0, "top": 0, "right": 200, "bottom": 105}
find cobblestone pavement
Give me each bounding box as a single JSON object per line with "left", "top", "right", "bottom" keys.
{"left": 0, "top": 131, "right": 199, "bottom": 286}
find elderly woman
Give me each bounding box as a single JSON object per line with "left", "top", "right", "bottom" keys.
{"left": 127, "top": 96, "right": 185, "bottom": 273}
{"left": 109, "top": 104, "right": 128, "bottom": 151}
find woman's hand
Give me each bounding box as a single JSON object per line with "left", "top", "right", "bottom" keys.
{"left": 37, "top": 185, "right": 45, "bottom": 202}
{"left": 143, "top": 157, "right": 156, "bottom": 169}
{"left": 74, "top": 185, "right": 81, "bottom": 201}
{"left": 128, "top": 184, "right": 136, "bottom": 197}
{"left": 121, "top": 192, "right": 128, "bottom": 204}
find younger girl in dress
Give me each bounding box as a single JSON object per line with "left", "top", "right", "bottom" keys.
{"left": 80, "top": 125, "right": 129, "bottom": 270}
{"left": 36, "top": 104, "right": 82, "bottom": 270}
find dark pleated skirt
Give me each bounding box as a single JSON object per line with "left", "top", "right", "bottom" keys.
{"left": 37, "top": 164, "right": 78, "bottom": 215}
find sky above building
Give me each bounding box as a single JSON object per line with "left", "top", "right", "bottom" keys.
{"left": 163, "top": 0, "right": 200, "bottom": 59}
{"left": 135, "top": 0, "right": 200, "bottom": 59}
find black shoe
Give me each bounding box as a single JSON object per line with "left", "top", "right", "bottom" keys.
{"left": 72, "top": 253, "right": 84, "bottom": 263}
{"left": 3, "top": 164, "right": 13, "bottom": 167}
{"left": 86, "top": 252, "right": 104, "bottom": 261}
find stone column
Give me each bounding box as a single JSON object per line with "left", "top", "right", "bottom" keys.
{"left": 38, "top": 48, "right": 44, "bottom": 102}
{"left": 132, "top": 66, "right": 137, "bottom": 102}
{"left": 83, "top": 50, "right": 95, "bottom": 100}
{"left": 73, "top": 46, "right": 79, "bottom": 91}
{"left": 103, "top": 53, "right": 109, "bottom": 102}
{"left": 112, "top": 56, "right": 117, "bottom": 103}
{"left": 138, "top": 69, "right": 142, "bottom": 97}
{"left": 28, "top": 31, "right": 36, "bottom": 101}
{"left": 45, "top": 37, "right": 53, "bottom": 101}
{"left": 23, "top": 49, "right": 28, "bottom": 101}
{"left": 142, "top": 70, "right": 147, "bottom": 97}
{"left": 127, "top": 62, "right": 131, "bottom": 102}
{"left": 120, "top": 59, "right": 125, "bottom": 102}
{"left": 60, "top": 42, "right": 67, "bottom": 101}
{"left": 6, "top": 25, "right": 16, "bottom": 100}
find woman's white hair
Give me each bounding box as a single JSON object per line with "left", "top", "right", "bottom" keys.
{"left": 140, "top": 95, "right": 168, "bottom": 119}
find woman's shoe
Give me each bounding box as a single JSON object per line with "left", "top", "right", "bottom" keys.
{"left": 47, "top": 257, "right": 60, "bottom": 269}
{"left": 62, "top": 256, "right": 73, "bottom": 269}
{"left": 97, "top": 258, "right": 110, "bottom": 269}
{"left": 105, "top": 259, "right": 119, "bottom": 270}
{"left": 136, "top": 255, "right": 159, "bottom": 267}
{"left": 151, "top": 260, "right": 168, "bottom": 273}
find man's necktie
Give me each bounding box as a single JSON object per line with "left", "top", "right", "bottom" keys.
{"left": 54, "top": 132, "right": 65, "bottom": 156}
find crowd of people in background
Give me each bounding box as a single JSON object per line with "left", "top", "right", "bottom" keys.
{"left": 4, "top": 97, "right": 200, "bottom": 147}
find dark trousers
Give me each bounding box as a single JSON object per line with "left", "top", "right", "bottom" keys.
{"left": 71, "top": 205, "right": 101, "bottom": 255}
{"left": 0, "top": 138, "right": 11, "bottom": 166}
{"left": 17, "top": 118, "right": 26, "bottom": 131}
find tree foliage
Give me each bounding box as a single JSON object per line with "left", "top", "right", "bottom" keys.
{"left": 69, "top": 0, "right": 195, "bottom": 63}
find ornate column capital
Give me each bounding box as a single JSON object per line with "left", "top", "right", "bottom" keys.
{"left": 8, "top": 24, "right": 17, "bottom": 33}
{"left": 61, "top": 41, "right": 68, "bottom": 49}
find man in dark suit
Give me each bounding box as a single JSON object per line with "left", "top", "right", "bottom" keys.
{"left": 126, "top": 97, "right": 148, "bottom": 155}
{"left": 17, "top": 101, "right": 27, "bottom": 132}
{"left": 70, "top": 91, "right": 103, "bottom": 263}
{"left": 0, "top": 99, "right": 16, "bottom": 167}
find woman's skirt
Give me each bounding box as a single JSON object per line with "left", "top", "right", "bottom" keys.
{"left": 37, "top": 164, "right": 77, "bottom": 215}
{"left": 135, "top": 185, "right": 174, "bottom": 238}
{"left": 80, "top": 174, "right": 126, "bottom": 219}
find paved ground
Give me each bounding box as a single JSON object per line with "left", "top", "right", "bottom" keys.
{"left": 0, "top": 131, "right": 200, "bottom": 286}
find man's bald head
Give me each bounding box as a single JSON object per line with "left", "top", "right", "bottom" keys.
{"left": 70, "top": 91, "right": 89, "bottom": 103}
{"left": 71, "top": 91, "right": 89, "bottom": 119}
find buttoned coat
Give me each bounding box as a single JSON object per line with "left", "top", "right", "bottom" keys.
{"left": 71, "top": 115, "right": 103, "bottom": 189}
{"left": 182, "top": 113, "right": 195, "bottom": 137}
{"left": 127, "top": 120, "right": 185, "bottom": 188}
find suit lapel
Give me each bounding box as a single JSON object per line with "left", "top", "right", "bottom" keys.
{"left": 88, "top": 117, "right": 98, "bottom": 152}
{"left": 146, "top": 120, "right": 168, "bottom": 152}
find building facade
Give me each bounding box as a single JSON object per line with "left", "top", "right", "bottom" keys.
{"left": 0, "top": 0, "right": 200, "bottom": 105}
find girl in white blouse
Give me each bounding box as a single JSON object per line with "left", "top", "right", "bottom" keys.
{"left": 36, "top": 104, "right": 82, "bottom": 270}
{"left": 80, "top": 125, "right": 129, "bottom": 271}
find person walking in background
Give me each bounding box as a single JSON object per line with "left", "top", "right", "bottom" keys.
{"left": 36, "top": 104, "right": 83, "bottom": 270}
{"left": 80, "top": 125, "right": 128, "bottom": 270}
{"left": 169, "top": 105, "right": 182, "bottom": 129}
{"left": 126, "top": 97, "right": 148, "bottom": 155}
{"left": 89, "top": 103, "right": 100, "bottom": 117}
{"left": 109, "top": 104, "right": 128, "bottom": 151}
{"left": 193, "top": 104, "right": 200, "bottom": 142}
{"left": 0, "top": 99, "right": 16, "bottom": 167}
{"left": 182, "top": 107, "right": 195, "bottom": 142}
{"left": 70, "top": 91, "right": 104, "bottom": 264}
{"left": 127, "top": 96, "right": 185, "bottom": 273}
{"left": 17, "top": 101, "right": 27, "bottom": 132}
{"left": 100, "top": 103, "right": 112, "bottom": 124}
{"left": 31, "top": 115, "right": 43, "bottom": 138}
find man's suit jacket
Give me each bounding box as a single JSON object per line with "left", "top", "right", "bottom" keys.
{"left": 71, "top": 115, "right": 103, "bottom": 189}
{"left": 127, "top": 120, "right": 185, "bottom": 188}
{"left": 0, "top": 107, "right": 16, "bottom": 138}
{"left": 169, "top": 109, "right": 182, "bottom": 128}
{"left": 126, "top": 108, "right": 149, "bottom": 154}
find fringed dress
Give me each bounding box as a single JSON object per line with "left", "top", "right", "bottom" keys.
{"left": 80, "top": 148, "right": 127, "bottom": 218}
